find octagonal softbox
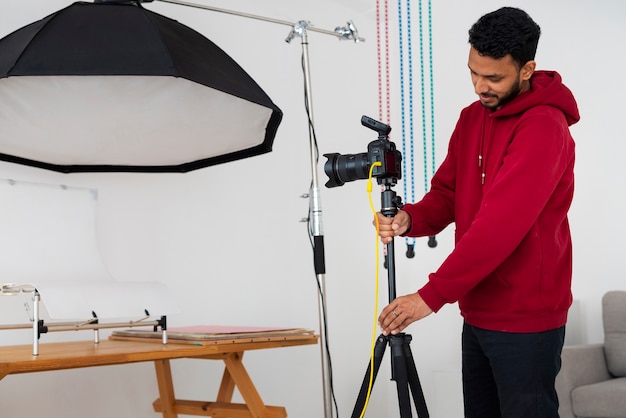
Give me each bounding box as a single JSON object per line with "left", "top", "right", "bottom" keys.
{"left": 0, "top": 1, "right": 283, "bottom": 172}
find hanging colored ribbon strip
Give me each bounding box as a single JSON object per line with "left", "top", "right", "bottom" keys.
{"left": 376, "top": 0, "right": 392, "bottom": 124}
{"left": 397, "top": 0, "right": 436, "bottom": 254}
{"left": 377, "top": 1, "right": 436, "bottom": 256}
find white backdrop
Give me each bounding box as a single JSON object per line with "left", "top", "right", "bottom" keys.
{"left": 0, "top": 1, "right": 624, "bottom": 417}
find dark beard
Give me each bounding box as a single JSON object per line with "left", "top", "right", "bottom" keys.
{"left": 481, "top": 74, "right": 522, "bottom": 110}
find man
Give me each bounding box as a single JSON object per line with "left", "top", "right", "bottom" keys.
{"left": 376, "top": 7, "right": 579, "bottom": 418}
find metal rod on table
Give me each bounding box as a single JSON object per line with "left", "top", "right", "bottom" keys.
{"left": 40, "top": 320, "right": 162, "bottom": 333}
{"left": 2, "top": 319, "right": 163, "bottom": 333}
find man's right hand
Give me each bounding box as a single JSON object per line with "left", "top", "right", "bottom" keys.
{"left": 374, "top": 209, "right": 411, "bottom": 244}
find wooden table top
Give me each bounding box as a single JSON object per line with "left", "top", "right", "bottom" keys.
{"left": 0, "top": 334, "right": 319, "bottom": 380}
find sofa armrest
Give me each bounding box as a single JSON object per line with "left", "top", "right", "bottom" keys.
{"left": 556, "top": 344, "right": 612, "bottom": 418}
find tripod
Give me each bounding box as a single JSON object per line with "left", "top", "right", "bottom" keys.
{"left": 352, "top": 182, "right": 429, "bottom": 418}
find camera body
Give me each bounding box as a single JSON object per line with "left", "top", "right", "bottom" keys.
{"left": 323, "top": 116, "right": 402, "bottom": 188}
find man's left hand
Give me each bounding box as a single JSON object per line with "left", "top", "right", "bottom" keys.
{"left": 378, "top": 292, "right": 433, "bottom": 335}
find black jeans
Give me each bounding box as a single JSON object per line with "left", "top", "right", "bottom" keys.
{"left": 462, "top": 321, "right": 565, "bottom": 418}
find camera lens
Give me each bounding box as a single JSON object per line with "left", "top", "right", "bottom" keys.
{"left": 323, "top": 152, "right": 370, "bottom": 188}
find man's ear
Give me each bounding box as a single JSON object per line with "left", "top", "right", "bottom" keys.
{"left": 521, "top": 60, "right": 536, "bottom": 81}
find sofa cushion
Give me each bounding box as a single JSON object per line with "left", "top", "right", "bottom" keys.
{"left": 571, "top": 377, "right": 626, "bottom": 418}
{"left": 603, "top": 291, "right": 626, "bottom": 377}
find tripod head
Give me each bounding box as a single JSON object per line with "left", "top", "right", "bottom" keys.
{"left": 380, "top": 183, "right": 403, "bottom": 218}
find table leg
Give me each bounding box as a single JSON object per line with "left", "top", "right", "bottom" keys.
{"left": 215, "top": 352, "right": 239, "bottom": 403}
{"left": 154, "top": 359, "right": 178, "bottom": 418}
{"left": 153, "top": 352, "right": 287, "bottom": 417}
{"left": 223, "top": 351, "right": 274, "bottom": 417}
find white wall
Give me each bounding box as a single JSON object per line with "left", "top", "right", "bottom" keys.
{"left": 0, "top": 1, "right": 624, "bottom": 417}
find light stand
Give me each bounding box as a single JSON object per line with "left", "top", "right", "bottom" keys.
{"left": 151, "top": 2, "right": 364, "bottom": 417}
{"left": 295, "top": 21, "right": 333, "bottom": 418}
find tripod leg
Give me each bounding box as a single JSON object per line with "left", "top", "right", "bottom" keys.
{"left": 351, "top": 335, "right": 388, "bottom": 418}
{"left": 390, "top": 334, "right": 414, "bottom": 418}
{"left": 402, "top": 336, "right": 430, "bottom": 418}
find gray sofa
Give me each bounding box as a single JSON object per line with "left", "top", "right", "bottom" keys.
{"left": 556, "top": 290, "right": 626, "bottom": 418}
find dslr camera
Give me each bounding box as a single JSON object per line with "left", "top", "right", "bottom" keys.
{"left": 323, "top": 115, "right": 402, "bottom": 188}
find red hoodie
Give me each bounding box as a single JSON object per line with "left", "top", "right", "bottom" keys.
{"left": 403, "top": 71, "right": 579, "bottom": 332}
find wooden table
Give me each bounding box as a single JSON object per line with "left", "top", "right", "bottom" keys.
{"left": 0, "top": 334, "right": 319, "bottom": 417}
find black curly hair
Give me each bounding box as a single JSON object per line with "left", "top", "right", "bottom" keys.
{"left": 468, "top": 7, "right": 541, "bottom": 69}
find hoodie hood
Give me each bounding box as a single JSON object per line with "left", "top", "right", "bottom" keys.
{"left": 494, "top": 70, "right": 580, "bottom": 126}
